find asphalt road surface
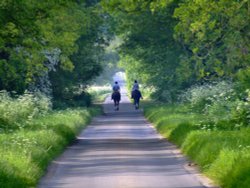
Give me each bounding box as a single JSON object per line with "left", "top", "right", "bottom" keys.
{"left": 39, "top": 79, "right": 206, "bottom": 188}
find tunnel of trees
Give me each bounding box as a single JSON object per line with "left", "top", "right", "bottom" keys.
{"left": 0, "top": 1, "right": 250, "bottom": 187}
{"left": 0, "top": 0, "right": 249, "bottom": 105}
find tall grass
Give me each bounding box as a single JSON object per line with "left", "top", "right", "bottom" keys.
{"left": 0, "top": 91, "right": 101, "bottom": 188}
{"left": 144, "top": 82, "right": 250, "bottom": 188}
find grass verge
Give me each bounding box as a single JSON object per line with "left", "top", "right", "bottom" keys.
{"left": 0, "top": 106, "right": 102, "bottom": 188}
{"left": 144, "top": 104, "right": 250, "bottom": 188}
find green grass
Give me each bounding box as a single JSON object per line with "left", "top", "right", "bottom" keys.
{"left": 0, "top": 107, "right": 102, "bottom": 188}
{"left": 144, "top": 104, "right": 250, "bottom": 188}
{"left": 87, "top": 85, "right": 111, "bottom": 103}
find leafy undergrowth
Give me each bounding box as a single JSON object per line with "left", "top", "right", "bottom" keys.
{"left": 87, "top": 85, "right": 111, "bottom": 103}
{"left": 144, "top": 104, "right": 250, "bottom": 188}
{"left": 0, "top": 107, "right": 101, "bottom": 188}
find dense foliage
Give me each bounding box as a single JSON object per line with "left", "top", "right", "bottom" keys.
{"left": 0, "top": 1, "right": 250, "bottom": 187}
{"left": 1, "top": 0, "right": 249, "bottom": 100}
{"left": 0, "top": 0, "right": 112, "bottom": 106}
{"left": 101, "top": 0, "right": 250, "bottom": 101}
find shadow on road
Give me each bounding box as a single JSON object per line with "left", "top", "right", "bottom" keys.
{"left": 39, "top": 82, "right": 206, "bottom": 188}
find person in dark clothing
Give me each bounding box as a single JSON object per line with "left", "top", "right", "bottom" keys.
{"left": 111, "top": 81, "right": 121, "bottom": 110}
{"left": 112, "top": 81, "right": 120, "bottom": 92}
{"left": 131, "top": 80, "right": 139, "bottom": 98}
{"left": 132, "top": 89, "right": 143, "bottom": 109}
{"left": 111, "top": 81, "right": 121, "bottom": 100}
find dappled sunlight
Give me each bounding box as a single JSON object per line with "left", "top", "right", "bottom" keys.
{"left": 39, "top": 79, "right": 204, "bottom": 188}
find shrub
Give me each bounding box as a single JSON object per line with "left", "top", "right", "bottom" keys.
{"left": 231, "top": 89, "right": 250, "bottom": 126}
{"left": 177, "top": 81, "right": 250, "bottom": 126}
{"left": 87, "top": 85, "right": 111, "bottom": 103}
{"left": 179, "top": 81, "right": 236, "bottom": 112}
{"left": 0, "top": 91, "right": 51, "bottom": 129}
{"left": 236, "top": 67, "right": 250, "bottom": 91}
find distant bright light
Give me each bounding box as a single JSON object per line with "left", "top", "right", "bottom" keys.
{"left": 113, "top": 72, "right": 126, "bottom": 82}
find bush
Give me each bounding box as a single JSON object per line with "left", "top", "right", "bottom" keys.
{"left": 87, "top": 85, "right": 111, "bottom": 103}
{"left": 179, "top": 81, "right": 236, "bottom": 112}
{"left": 0, "top": 91, "right": 51, "bottom": 129}
{"left": 52, "top": 91, "right": 92, "bottom": 109}
{"left": 178, "top": 81, "right": 250, "bottom": 127}
{"left": 236, "top": 67, "right": 250, "bottom": 91}
{"left": 231, "top": 89, "right": 250, "bottom": 126}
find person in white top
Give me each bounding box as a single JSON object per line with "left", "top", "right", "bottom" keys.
{"left": 132, "top": 80, "right": 139, "bottom": 91}
{"left": 111, "top": 81, "right": 121, "bottom": 110}
{"left": 112, "top": 81, "right": 120, "bottom": 92}
{"left": 131, "top": 80, "right": 139, "bottom": 98}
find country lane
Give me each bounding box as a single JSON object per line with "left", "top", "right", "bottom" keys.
{"left": 38, "top": 81, "right": 207, "bottom": 188}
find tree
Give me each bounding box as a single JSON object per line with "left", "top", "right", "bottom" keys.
{"left": 101, "top": 0, "right": 250, "bottom": 101}
{"left": 0, "top": 0, "right": 110, "bottom": 105}
{"left": 174, "top": 0, "right": 250, "bottom": 80}
{"left": 102, "top": 0, "right": 185, "bottom": 101}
